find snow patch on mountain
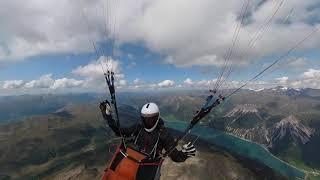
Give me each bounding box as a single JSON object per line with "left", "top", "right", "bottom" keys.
{"left": 248, "top": 88, "right": 265, "bottom": 92}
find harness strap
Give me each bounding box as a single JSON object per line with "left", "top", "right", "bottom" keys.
{"left": 134, "top": 128, "right": 142, "bottom": 144}
{"left": 150, "top": 132, "right": 161, "bottom": 159}
{"left": 139, "top": 159, "right": 164, "bottom": 166}
{"left": 119, "top": 149, "right": 163, "bottom": 166}
{"left": 133, "top": 127, "right": 162, "bottom": 159}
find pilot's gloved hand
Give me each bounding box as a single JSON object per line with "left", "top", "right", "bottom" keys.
{"left": 99, "top": 100, "right": 112, "bottom": 115}
{"left": 182, "top": 142, "right": 196, "bottom": 157}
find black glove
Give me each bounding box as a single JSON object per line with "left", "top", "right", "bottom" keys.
{"left": 182, "top": 142, "right": 196, "bottom": 157}
{"left": 99, "top": 100, "right": 112, "bottom": 115}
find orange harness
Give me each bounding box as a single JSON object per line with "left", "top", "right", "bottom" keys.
{"left": 102, "top": 145, "right": 163, "bottom": 180}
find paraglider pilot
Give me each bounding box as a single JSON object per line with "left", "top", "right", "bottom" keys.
{"left": 99, "top": 101, "right": 196, "bottom": 180}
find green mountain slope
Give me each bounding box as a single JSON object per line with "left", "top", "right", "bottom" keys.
{"left": 0, "top": 102, "right": 285, "bottom": 180}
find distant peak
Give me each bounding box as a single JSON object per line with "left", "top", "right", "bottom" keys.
{"left": 272, "top": 115, "right": 313, "bottom": 144}
{"left": 248, "top": 88, "right": 265, "bottom": 92}
{"left": 271, "top": 86, "right": 287, "bottom": 91}
{"left": 275, "top": 115, "right": 299, "bottom": 128}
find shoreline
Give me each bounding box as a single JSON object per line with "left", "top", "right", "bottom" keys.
{"left": 213, "top": 128, "right": 307, "bottom": 179}
{"left": 165, "top": 120, "right": 306, "bottom": 179}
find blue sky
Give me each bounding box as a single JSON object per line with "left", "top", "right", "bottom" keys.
{"left": 1, "top": 42, "right": 318, "bottom": 84}
{"left": 0, "top": 44, "right": 211, "bottom": 82}
{"left": 0, "top": 0, "right": 320, "bottom": 95}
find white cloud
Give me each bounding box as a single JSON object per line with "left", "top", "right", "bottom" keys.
{"left": 183, "top": 78, "right": 193, "bottom": 85}
{"left": 24, "top": 74, "right": 54, "bottom": 88}
{"left": 158, "top": 80, "right": 175, "bottom": 88}
{"left": 181, "top": 78, "right": 219, "bottom": 89}
{"left": 276, "top": 76, "right": 289, "bottom": 84}
{"left": 0, "top": 0, "right": 97, "bottom": 61}
{"left": 72, "top": 56, "right": 122, "bottom": 79}
{"left": 288, "top": 57, "right": 308, "bottom": 68}
{"left": 267, "top": 57, "right": 309, "bottom": 73}
{"left": 261, "top": 69, "right": 320, "bottom": 89}
{"left": 50, "top": 78, "right": 84, "bottom": 89}
{"left": 219, "top": 69, "right": 320, "bottom": 90}
{"left": 127, "top": 78, "right": 159, "bottom": 89}
{"left": 3, "top": 67, "right": 320, "bottom": 94}
{"left": 116, "top": 0, "right": 320, "bottom": 67}
{"left": 71, "top": 56, "right": 127, "bottom": 91}
{"left": 118, "top": 79, "right": 127, "bottom": 86}
{"left": 2, "top": 80, "right": 24, "bottom": 89}
{"left": 286, "top": 69, "right": 320, "bottom": 89}
{"left": 302, "top": 68, "right": 320, "bottom": 79}
{"left": 128, "top": 78, "right": 219, "bottom": 90}
{"left": 0, "top": 74, "right": 86, "bottom": 93}
{"left": 1, "top": 0, "right": 319, "bottom": 69}
{"left": 197, "top": 79, "right": 214, "bottom": 87}
{"left": 133, "top": 78, "right": 143, "bottom": 85}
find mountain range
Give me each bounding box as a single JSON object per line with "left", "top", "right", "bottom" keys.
{"left": 0, "top": 102, "right": 286, "bottom": 180}
{"left": 1, "top": 87, "right": 320, "bottom": 179}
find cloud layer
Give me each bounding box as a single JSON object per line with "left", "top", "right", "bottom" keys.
{"left": 158, "top": 80, "right": 175, "bottom": 88}
{"left": 1, "top": 0, "right": 319, "bottom": 68}
{"left": 1, "top": 0, "right": 320, "bottom": 95}
{"left": 2, "top": 67, "right": 320, "bottom": 95}
{"left": 1, "top": 74, "right": 83, "bottom": 90}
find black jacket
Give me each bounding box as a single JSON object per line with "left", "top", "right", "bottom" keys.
{"left": 101, "top": 111, "right": 188, "bottom": 162}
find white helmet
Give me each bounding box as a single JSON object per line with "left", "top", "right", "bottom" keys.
{"left": 141, "top": 102, "right": 160, "bottom": 132}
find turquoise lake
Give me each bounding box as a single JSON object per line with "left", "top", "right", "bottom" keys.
{"left": 165, "top": 121, "right": 306, "bottom": 180}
